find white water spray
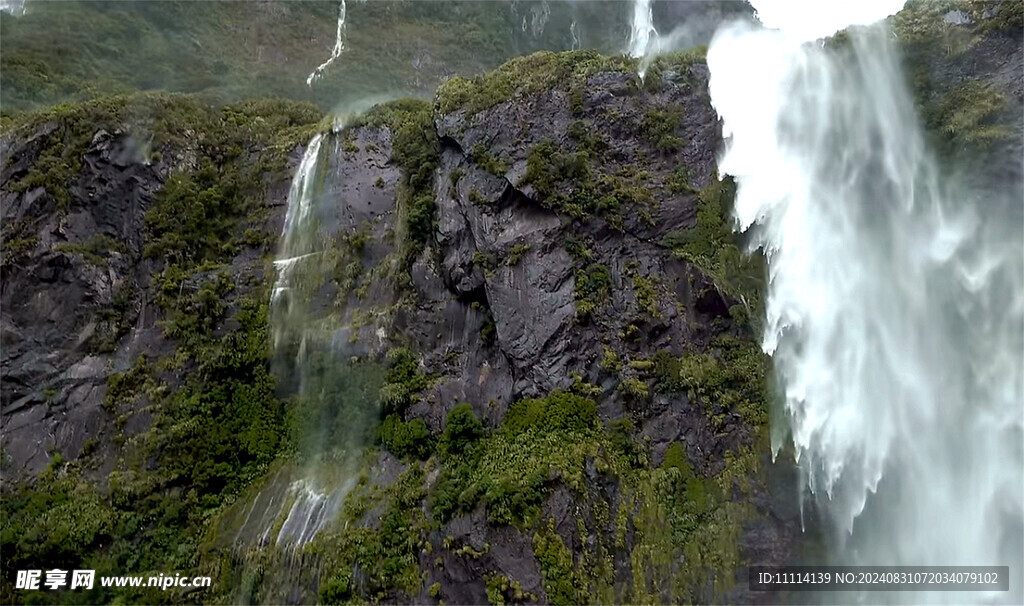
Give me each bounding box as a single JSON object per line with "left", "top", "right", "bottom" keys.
{"left": 307, "top": 0, "right": 346, "bottom": 87}
{"left": 627, "top": 0, "right": 657, "bottom": 63}
{"left": 272, "top": 134, "right": 324, "bottom": 305}
{"left": 0, "top": 0, "right": 25, "bottom": 16}
{"left": 708, "top": 1, "right": 1023, "bottom": 601}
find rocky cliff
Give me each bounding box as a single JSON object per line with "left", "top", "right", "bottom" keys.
{"left": 1, "top": 1, "right": 1020, "bottom": 604}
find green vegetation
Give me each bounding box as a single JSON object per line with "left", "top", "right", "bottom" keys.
{"left": 573, "top": 263, "right": 612, "bottom": 319}
{"left": 432, "top": 393, "right": 602, "bottom": 527}
{"left": 473, "top": 250, "right": 498, "bottom": 277}
{"left": 504, "top": 243, "right": 532, "bottom": 266}
{"left": 379, "top": 415, "right": 433, "bottom": 460}
{"left": 504, "top": 391, "right": 600, "bottom": 435}
{"left": 439, "top": 403, "right": 485, "bottom": 459}
{"left": 630, "top": 273, "right": 661, "bottom": 318}
{"left": 567, "top": 119, "right": 608, "bottom": 155}
{"left": 533, "top": 518, "right": 586, "bottom": 605}
{"left": 662, "top": 175, "right": 765, "bottom": 327}
{"left": 52, "top": 234, "right": 125, "bottom": 266}
{"left": 103, "top": 355, "right": 156, "bottom": 413}
{"left": 600, "top": 346, "right": 623, "bottom": 373}
{"left": 650, "top": 335, "right": 769, "bottom": 426}
{"left": 924, "top": 81, "right": 1011, "bottom": 153}
{"left": 469, "top": 188, "right": 489, "bottom": 205}
{"left": 662, "top": 177, "right": 734, "bottom": 262}
{"left": 5, "top": 93, "right": 321, "bottom": 230}
{"left": 0, "top": 222, "right": 37, "bottom": 269}
{"left": 2, "top": 285, "right": 289, "bottom": 604}
{"left": 617, "top": 376, "right": 650, "bottom": 400}
{"left": 0, "top": 26, "right": 787, "bottom": 605}
{"left": 640, "top": 106, "right": 685, "bottom": 153}
{"left": 379, "top": 347, "right": 433, "bottom": 416}
{"left": 437, "top": 50, "right": 636, "bottom": 115}
{"left": 314, "top": 466, "right": 428, "bottom": 602}
{"left": 521, "top": 137, "right": 655, "bottom": 228}
{"left": 666, "top": 165, "right": 697, "bottom": 194}
{"left": 639, "top": 46, "right": 709, "bottom": 87}
{"left": 486, "top": 574, "right": 536, "bottom": 605}
{"left": 565, "top": 234, "right": 594, "bottom": 261}
{"left": 892, "top": 0, "right": 1018, "bottom": 166}
{"left": 472, "top": 300, "right": 498, "bottom": 346}
{"left": 471, "top": 142, "right": 508, "bottom": 176}
{"left": 524, "top": 138, "right": 593, "bottom": 210}
{"left": 0, "top": 94, "right": 329, "bottom": 604}
{"left": 353, "top": 99, "right": 440, "bottom": 260}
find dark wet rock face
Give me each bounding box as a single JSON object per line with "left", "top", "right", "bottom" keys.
{"left": 297, "top": 55, "right": 806, "bottom": 604}
{"left": 0, "top": 58, "right": 803, "bottom": 604}
{"left": 1, "top": 129, "right": 161, "bottom": 475}
{"left": 427, "top": 60, "right": 723, "bottom": 408}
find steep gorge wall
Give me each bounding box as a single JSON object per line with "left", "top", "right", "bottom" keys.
{"left": 1, "top": 3, "right": 1020, "bottom": 602}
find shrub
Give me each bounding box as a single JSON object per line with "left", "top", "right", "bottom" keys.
{"left": 379, "top": 415, "right": 433, "bottom": 460}
{"left": 379, "top": 348, "right": 430, "bottom": 415}
{"left": 661, "top": 441, "right": 695, "bottom": 482}
{"left": 617, "top": 377, "right": 649, "bottom": 400}
{"left": 436, "top": 50, "right": 635, "bottom": 115}
{"left": 471, "top": 142, "right": 507, "bottom": 176}
{"left": 606, "top": 418, "right": 639, "bottom": 464}
{"left": 319, "top": 572, "right": 352, "bottom": 604}
{"left": 505, "top": 243, "right": 531, "bottom": 266}
{"left": 503, "top": 391, "right": 598, "bottom": 436}
{"left": 640, "top": 107, "right": 684, "bottom": 152}
{"left": 600, "top": 346, "right": 623, "bottom": 373}
{"left": 483, "top": 471, "right": 546, "bottom": 526}
{"left": 532, "top": 518, "right": 584, "bottom": 606}
{"left": 574, "top": 263, "right": 611, "bottom": 319}
{"left": 440, "top": 403, "right": 484, "bottom": 459}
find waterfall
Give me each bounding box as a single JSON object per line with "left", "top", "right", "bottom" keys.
{"left": 0, "top": 0, "right": 25, "bottom": 16}
{"left": 266, "top": 134, "right": 346, "bottom": 549}
{"left": 307, "top": 0, "right": 347, "bottom": 87}
{"left": 627, "top": 0, "right": 657, "bottom": 60}
{"left": 708, "top": 1, "right": 1023, "bottom": 602}
{"left": 272, "top": 134, "right": 324, "bottom": 307}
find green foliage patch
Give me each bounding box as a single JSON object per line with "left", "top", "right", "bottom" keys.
{"left": 379, "top": 416, "right": 433, "bottom": 461}
{"left": 437, "top": 50, "right": 636, "bottom": 115}
{"left": 650, "top": 336, "right": 769, "bottom": 426}
{"left": 521, "top": 138, "right": 655, "bottom": 228}
{"left": 574, "top": 263, "right": 612, "bottom": 319}
{"left": 503, "top": 391, "right": 600, "bottom": 436}
{"left": 353, "top": 99, "right": 440, "bottom": 259}
{"left": 379, "top": 347, "right": 433, "bottom": 416}
{"left": 662, "top": 175, "right": 765, "bottom": 327}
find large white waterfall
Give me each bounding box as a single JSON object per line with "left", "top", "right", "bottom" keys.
{"left": 707, "top": 1, "right": 1023, "bottom": 602}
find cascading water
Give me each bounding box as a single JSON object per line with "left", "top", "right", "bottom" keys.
{"left": 265, "top": 133, "right": 351, "bottom": 549}
{"left": 221, "top": 120, "right": 388, "bottom": 602}
{"left": 0, "top": 0, "right": 25, "bottom": 16}
{"left": 708, "top": 1, "right": 1023, "bottom": 602}
{"left": 307, "top": 0, "right": 347, "bottom": 87}
{"left": 627, "top": 0, "right": 657, "bottom": 63}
